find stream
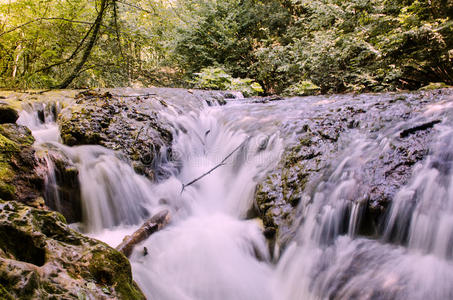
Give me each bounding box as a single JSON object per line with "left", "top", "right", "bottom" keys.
{"left": 16, "top": 89, "right": 453, "bottom": 300}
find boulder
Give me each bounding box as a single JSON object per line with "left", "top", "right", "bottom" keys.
{"left": 58, "top": 90, "right": 173, "bottom": 180}
{"left": 0, "top": 200, "right": 145, "bottom": 299}
{"left": 0, "top": 124, "right": 44, "bottom": 205}
{"left": 39, "top": 145, "right": 82, "bottom": 224}
{"left": 255, "top": 89, "right": 452, "bottom": 248}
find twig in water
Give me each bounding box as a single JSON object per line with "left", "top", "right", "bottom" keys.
{"left": 180, "top": 136, "right": 251, "bottom": 193}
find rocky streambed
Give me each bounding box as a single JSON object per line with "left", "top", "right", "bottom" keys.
{"left": 0, "top": 87, "right": 452, "bottom": 299}
{"left": 255, "top": 90, "right": 451, "bottom": 249}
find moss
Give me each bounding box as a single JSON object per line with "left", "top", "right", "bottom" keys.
{"left": 0, "top": 162, "right": 14, "bottom": 180}
{"left": 88, "top": 250, "right": 145, "bottom": 300}
{"left": 419, "top": 82, "right": 451, "bottom": 90}
{"left": 0, "top": 159, "right": 16, "bottom": 200}
{"left": 299, "top": 138, "right": 312, "bottom": 147}
{"left": 0, "top": 200, "right": 145, "bottom": 299}
{"left": 0, "top": 283, "right": 15, "bottom": 300}
{"left": 0, "top": 183, "right": 15, "bottom": 200}
{"left": 31, "top": 211, "right": 81, "bottom": 245}
{"left": 0, "top": 125, "right": 34, "bottom": 146}
{"left": 0, "top": 133, "right": 19, "bottom": 154}
{"left": 61, "top": 133, "right": 77, "bottom": 146}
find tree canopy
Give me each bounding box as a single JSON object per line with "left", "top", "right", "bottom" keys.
{"left": 0, "top": 0, "right": 452, "bottom": 94}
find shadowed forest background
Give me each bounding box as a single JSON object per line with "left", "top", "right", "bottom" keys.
{"left": 0, "top": 0, "right": 452, "bottom": 95}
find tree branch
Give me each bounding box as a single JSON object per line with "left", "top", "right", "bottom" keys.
{"left": 113, "top": 0, "right": 125, "bottom": 60}
{"left": 56, "top": 0, "right": 109, "bottom": 89}
{"left": 181, "top": 136, "right": 251, "bottom": 193}
{"left": 31, "top": 21, "right": 96, "bottom": 75}
{"left": 0, "top": 17, "right": 95, "bottom": 38}
{"left": 116, "top": 0, "right": 156, "bottom": 14}
{"left": 116, "top": 210, "right": 170, "bottom": 257}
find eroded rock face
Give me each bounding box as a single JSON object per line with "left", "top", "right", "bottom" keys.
{"left": 255, "top": 89, "right": 453, "bottom": 246}
{"left": 58, "top": 89, "right": 231, "bottom": 180}
{"left": 0, "top": 123, "right": 44, "bottom": 205}
{"left": 0, "top": 200, "right": 145, "bottom": 299}
{"left": 58, "top": 91, "right": 174, "bottom": 180}
{"left": 39, "top": 145, "right": 82, "bottom": 224}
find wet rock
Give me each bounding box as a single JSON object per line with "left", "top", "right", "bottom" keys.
{"left": 0, "top": 104, "right": 19, "bottom": 124}
{"left": 249, "top": 95, "right": 284, "bottom": 103}
{"left": 59, "top": 89, "right": 233, "bottom": 180}
{"left": 399, "top": 119, "right": 441, "bottom": 138}
{"left": 38, "top": 145, "right": 82, "bottom": 223}
{"left": 59, "top": 90, "right": 173, "bottom": 180}
{"left": 0, "top": 200, "right": 145, "bottom": 299}
{"left": 0, "top": 124, "right": 44, "bottom": 205}
{"left": 255, "top": 89, "right": 453, "bottom": 247}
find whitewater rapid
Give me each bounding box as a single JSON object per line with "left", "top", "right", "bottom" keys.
{"left": 18, "top": 90, "right": 453, "bottom": 300}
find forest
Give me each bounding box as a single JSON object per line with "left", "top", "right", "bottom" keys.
{"left": 0, "top": 0, "right": 452, "bottom": 95}
{"left": 2, "top": 1, "right": 453, "bottom": 299}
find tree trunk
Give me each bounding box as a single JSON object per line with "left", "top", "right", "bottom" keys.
{"left": 56, "top": 0, "right": 109, "bottom": 89}
{"left": 11, "top": 43, "right": 22, "bottom": 78}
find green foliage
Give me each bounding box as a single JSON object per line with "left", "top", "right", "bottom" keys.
{"left": 0, "top": 0, "right": 181, "bottom": 89}
{"left": 193, "top": 67, "right": 263, "bottom": 97}
{"left": 170, "top": 0, "right": 453, "bottom": 94}
{"left": 193, "top": 68, "right": 232, "bottom": 90}
{"left": 0, "top": 0, "right": 451, "bottom": 94}
{"left": 284, "top": 80, "right": 320, "bottom": 96}
{"left": 419, "top": 82, "right": 451, "bottom": 90}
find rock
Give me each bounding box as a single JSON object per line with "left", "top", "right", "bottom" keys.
{"left": 0, "top": 104, "right": 19, "bottom": 124}
{"left": 399, "top": 119, "right": 441, "bottom": 138}
{"left": 0, "top": 124, "right": 44, "bottom": 205}
{"left": 419, "top": 82, "right": 451, "bottom": 90}
{"left": 38, "top": 145, "right": 82, "bottom": 224}
{"left": 59, "top": 90, "right": 174, "bottom": 180}
{"left": 0, "top": 200, "right": 145, "bottom": 299}
{"left": 255, "top": 89, "right": 453, "bottom": 248}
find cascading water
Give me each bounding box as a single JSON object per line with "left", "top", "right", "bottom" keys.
{"left": 275, "top": 100, "right": 453, "bottom": 300}
{"left": 129, "top": 107, "right": 284, "bottom": 300}
{"left": 384, "top": 123, "right": 453, "bottom": 259}
{"left": 17, "top": 90, "right": 453, "bottom": 300}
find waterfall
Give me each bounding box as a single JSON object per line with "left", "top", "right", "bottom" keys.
{"left": 384, "top": 124, "right": 453, "bottom": 258}
{"left": 129, "top": 106, "right": 283, "bottom": 300}
{"left": 274, "top": 100, "right": 453, "bottom": 300}
{"left": 17, "top": 90, "right": 453, "bottom": 300}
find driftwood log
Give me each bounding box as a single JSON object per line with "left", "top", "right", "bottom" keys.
{"left": 116, "top": 210, "right": 170, "bottom": 257}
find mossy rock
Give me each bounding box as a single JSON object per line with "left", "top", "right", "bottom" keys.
{"left": 0, "top": 124, "right": 35, "bottom": 146}
{"left": 0, "top": 124, "right": 42, "bottom": 204}
{"left": 0, "top": 200, "right": 146, "bottom": 299}
{"left": 58, "top": 90, "right": 173, "bottom": 180}
{"left": 419, "top": 82, "right": 451, "bottom": 90}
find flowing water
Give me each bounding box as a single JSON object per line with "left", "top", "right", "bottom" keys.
{"left": 17, "top": 90, "right": 453, "bottom": 300}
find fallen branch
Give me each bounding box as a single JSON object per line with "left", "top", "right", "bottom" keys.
{"left": 181, "top": 136, "right": 251, "bottom": 193}
{"left": 116, "top": 210, "right": 170, "bottom": 258}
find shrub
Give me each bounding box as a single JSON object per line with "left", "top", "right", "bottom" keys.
{"left": 193, "top": 67, "right": 263, "bottom": 97}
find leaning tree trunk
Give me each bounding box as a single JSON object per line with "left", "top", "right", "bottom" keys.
{"left": 56, "top": 0, "right": 109, "bottom": 89}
